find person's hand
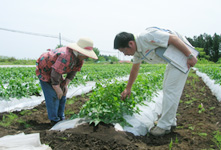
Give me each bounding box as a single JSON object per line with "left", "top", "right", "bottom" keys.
{"left": 52, "top": 85, "right": 63, "bottom": 99}
{"left": 187, "top": 56, "right": 197, "bottom": 69}
{"left": 63, "top": 85, "right": 68, "bottom": 96}
{"left": 60, "top": 79, "right": 70, "bottom": 96}
{"left": 121, "top": 88, "right": 131, "bottom": 100}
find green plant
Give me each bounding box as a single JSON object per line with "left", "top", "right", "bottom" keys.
{"left": 209, "top": 107, "right": 215, "bottom": 110}
{"left": 198, "top": 103, "right": 206, "bottom": 113}
{"left": 78, "top": 80, "right": 142, "bottom": 127}
{"left": 212, "top": 130, "right": 221, "bottom": 149}
{"left": 169, "top": 138, "right": 173, "bottom": 150}
{"left": 76, "top": 67, "right": 165, "bottom": 127}
{"left": 198, "top": 132, "right": 207, "bottom": 137}
{"left": 0, "top": 113, "right": 18, "bottom": 127}
{"left": 175, "top": 136, "right": 179, "bottom": 144}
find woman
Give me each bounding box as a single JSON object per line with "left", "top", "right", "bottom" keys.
{"left": 36, "top": 38, "right": 98, "bottom": 125}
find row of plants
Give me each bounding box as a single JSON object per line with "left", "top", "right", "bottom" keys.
{"left": 195, "top": 64, "right": 221, "bottom": 85}
{"left": 75, "top": 67, "right": 165, "bottom": 127}
{"left": 0, "top": 64, "right": 165, "bottom": 99}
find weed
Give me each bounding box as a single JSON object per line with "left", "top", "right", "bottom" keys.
{"left": 209, "top": 107, "right": 215, "bottom": 110}
{"left": 0, "top": 112, "right": 31, "bottom": 128}
{"left": 175, "top": 136, "right": 179, "bottom": 144}
{"left": 0, "top": 113, "right": 18, "bottom": 127}
{"left": 198, "top": 103, "right": 206, "bottom": 113}
{"left": 212, "top": 130, "right": 221, "bottom": 149}
{"left": 59, "top": 137, "right": 67, "bottom": 140}
{"left": 198, "top": 132, "right": 207, "bottom": 137}
{"left": 169, "top": 138, "right": 173, "bottom": 150}
{"left": 188, "top": 125, "right": 195, "bottom": 131}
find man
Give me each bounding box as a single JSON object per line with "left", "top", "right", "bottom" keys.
{"left": 113, "top": 27, "right": 197, "bottom": 136}
{"left": 36, "top": 38, "right": 98, "bottom": 125}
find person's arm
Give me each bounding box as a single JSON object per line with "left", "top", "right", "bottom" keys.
{"left": 61, "top": 71, "right": 77, "bottom": 96}
{"left": 51, "top": 68, "right": 63, "bottom": 99}
{"left": 121, "top": 63, "right": 140, "bottom": 100}
{"left": 168, "top": 34, "right": 197, "bottom": 68}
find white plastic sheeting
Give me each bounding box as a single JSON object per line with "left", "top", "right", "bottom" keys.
{"left": 0, "top": 133, "right": 51, "bottom": 150}
{"left": 50, "top": 68, "right": 221, "bottom": 135}
{"left": 115, "top": 91, "right": 163, "bottom": 136}
{"left": 0, "top": 81, "right": 96, "bottom": 113}
{"left": 50, "top": 118, "right": 89, "bottom": 132}
{"left": 194, "top": 68, "right": 221, "bottom": 102}
{"left": 0, "top": 68, "right": 220, "bottom": 139}
{"left": 50, "top": 91, "right": 163, "bottom": 136}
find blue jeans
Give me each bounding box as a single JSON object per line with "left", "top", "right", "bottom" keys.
{"left": 40, "top": 80, "right": 66, "bottom": 122}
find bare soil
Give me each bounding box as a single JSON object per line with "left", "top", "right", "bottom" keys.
{"left": 0, "top": 71, "right": 220, "bottom": 150}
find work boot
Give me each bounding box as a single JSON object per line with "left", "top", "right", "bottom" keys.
{"left": 150, "top": 126, "right": 171, "bottom": 136}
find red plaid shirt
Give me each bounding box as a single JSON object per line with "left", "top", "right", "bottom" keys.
{"left": 36, "top": 47, "right": 83, "bottom": 82}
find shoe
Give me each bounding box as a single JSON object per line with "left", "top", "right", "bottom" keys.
{"left": 50, "top": 120, "right": 60, "bottom": 126}
{"left": 171, "top": 126, "right": 176, "bottom": 131}
{"left": 150, "top": 126, "right": 171, "bottom": 136}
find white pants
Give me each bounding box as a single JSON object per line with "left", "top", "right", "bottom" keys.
{"left": 157, "top": 64, "right": 189, "bottom": 130}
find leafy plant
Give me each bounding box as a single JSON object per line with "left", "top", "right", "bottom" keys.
{"left": 78, "top": 80, "right": 142, "bottom": 127}
{"left": 76, "top": 67, "right": 165, "bottom": 127}
{"left": 212, "top": 130, "right": 221, "bottom": 149}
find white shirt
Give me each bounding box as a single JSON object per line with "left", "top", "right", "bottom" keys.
{"left": 133, "top": 27, "right": 170, "bottom": 64}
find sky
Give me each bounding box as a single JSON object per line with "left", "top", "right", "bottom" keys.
{"left": 0, "top": 0, "right": 220, "bottom": 60}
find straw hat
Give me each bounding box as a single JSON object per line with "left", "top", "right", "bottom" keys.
{"left": 68, "top": 38, "right": 98, "bottom": 59}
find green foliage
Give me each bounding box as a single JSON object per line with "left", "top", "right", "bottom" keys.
{"left": 0, "top": 67, "right": 41, "bottom": 99}
{"left": 187, "top": 33, "right": 221, "bottom": 63}
{"left": 212, "top": 130, "right": 221, "bottom": 149}
{"left": 0, "top": 64, "right": 165, "bottom": 100}
{"left": 79, "top": 80, "right": 140, "bottom": 127}
{"left": 55, "top": 44, "right": 64, "bottom": 49}
{"left": 0, "top": 113, "right": 18, "bottom": 127}
{"left": 0, "top": 56, "right": 36, "bottom": 65}
{"left": 77, "top": 66, "right": 165, "bottom": 127}
{"left": 196, "top": 64, "right": 221, "bottom": 85}
{"left": 169, "top": 138, "right": 173, "bottom": 150}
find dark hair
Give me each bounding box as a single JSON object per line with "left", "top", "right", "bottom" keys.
{"left": 114, "top": 32, "right": 134, "bottom": 49}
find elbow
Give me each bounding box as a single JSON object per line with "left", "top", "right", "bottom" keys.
{"left": 168, "top": 34, "right": 179, "bottom": 45}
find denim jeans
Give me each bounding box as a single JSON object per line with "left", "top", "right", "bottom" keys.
{"left": 40, "top": 80, "right": 66, "bottom": 122}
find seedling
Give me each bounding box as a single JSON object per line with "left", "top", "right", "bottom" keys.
{"left": 198, "top": 132, "right": 207, "bottom": 137}
{"left": 175, "top": 136, "right": 179, "bottom": 144}
{"left": 169, "top": 138, "right": 173, "bottom": 150}
{"left": 198, "top": 103, "right": 206, "bottom": 113}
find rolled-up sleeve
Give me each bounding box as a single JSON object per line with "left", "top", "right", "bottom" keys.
{"left": 51, "top": 68, "right": 62, "bottom": 85}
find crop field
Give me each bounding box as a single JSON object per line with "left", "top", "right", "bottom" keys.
{"left": 0, "top": 64, "right": 220, "bottom": 150}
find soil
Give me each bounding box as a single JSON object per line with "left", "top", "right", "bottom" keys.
{"left": 0, "top": 71, "right": 220, "bottom": 150}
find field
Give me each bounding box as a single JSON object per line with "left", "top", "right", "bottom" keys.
{"left": 0, "top": 64, "right": 220, "bottom": 150}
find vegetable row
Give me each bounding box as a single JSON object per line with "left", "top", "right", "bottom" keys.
{"left": 0, "top": 64, "right": 164, "bottom": 99}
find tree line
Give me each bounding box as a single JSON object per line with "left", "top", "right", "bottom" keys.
{"left": 187, "top": 33, "right": 221, "bottom": 63}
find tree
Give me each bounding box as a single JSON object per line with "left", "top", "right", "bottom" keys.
{"left": 93, "top": 47, "right": 100, "bottom": 57}
{"left": 187, "top": 33, "right": 221, "bottom": 63}
{"left": 211, "top": 33, "right": 220, "bottom": 62}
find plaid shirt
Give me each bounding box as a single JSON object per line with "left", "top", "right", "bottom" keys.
{"left": 36, "top": 47, "right": 83, "bottom": 82}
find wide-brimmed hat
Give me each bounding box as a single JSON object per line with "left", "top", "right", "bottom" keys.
{"left": 68, "top": 38, "right": 98, "bottom": 59}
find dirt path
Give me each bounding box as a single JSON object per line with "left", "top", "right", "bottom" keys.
{"left": 0, "top": 71, "right": 220, "bottom": 150}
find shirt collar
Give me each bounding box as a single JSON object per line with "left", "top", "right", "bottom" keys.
{"left": 135, "top": 34, "right": 142, "bottom": 52}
